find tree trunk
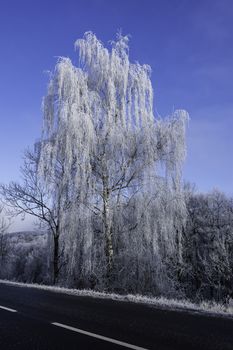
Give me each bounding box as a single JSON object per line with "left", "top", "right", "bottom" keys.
{"left": 53, "top": 233, "right": 59, "bottom": 284}
{"left": 102, "top": 176, "right": 113, "bottom": 284}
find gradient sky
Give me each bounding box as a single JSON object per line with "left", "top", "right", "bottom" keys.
{"left": 0, "top": 0, "right": 232, "bottom": 196}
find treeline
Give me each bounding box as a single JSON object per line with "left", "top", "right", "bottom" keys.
{"left": 1, "top": 188, "right": 232, "bottom": 304}
{"left": 0, "top": 230, "right": 48, "bottom": 284}
{"left": 182, "top": 188, "right": 233, "bottom": 303}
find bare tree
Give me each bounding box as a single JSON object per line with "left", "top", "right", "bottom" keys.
{"left": 0, "top": 148, "right": 64, "bottom": 284}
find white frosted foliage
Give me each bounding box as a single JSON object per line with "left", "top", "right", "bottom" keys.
{"left": 39, "top": 32, "right": 188, "bottom": 292}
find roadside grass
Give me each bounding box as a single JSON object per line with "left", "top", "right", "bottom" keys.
{"left": 0, "top": 279, "right": 232, "bottom": 318}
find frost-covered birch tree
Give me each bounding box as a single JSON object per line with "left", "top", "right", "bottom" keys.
{"left": 38, "top": 32, "right": 188, "bottom": 292}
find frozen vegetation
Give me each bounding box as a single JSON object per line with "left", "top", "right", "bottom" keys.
{"left": 0, "top": 279, "right": 232, "bottom": 319}
{"left": 0, "top": 230, "right": 48, "bottom": 283}
{"left": 0, "top": 32, "right": 233, "bottom": 306}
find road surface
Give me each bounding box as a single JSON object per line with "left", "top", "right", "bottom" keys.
{"left": 0, "top": 282, "right": 232, "bottom": 349}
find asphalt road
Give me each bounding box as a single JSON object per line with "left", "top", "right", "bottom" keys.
{"left": 0, "top": 282, "right": 232, "bottom": 349}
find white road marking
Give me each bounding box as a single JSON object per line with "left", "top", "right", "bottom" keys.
{"left": 52, "top": 322, "right": 149, "bottom": 350}
{"left": 0, "top": 305, "right": 17, "bottom": 313}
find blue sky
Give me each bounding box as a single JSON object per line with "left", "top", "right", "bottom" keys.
{"left": 0, "top": 0, "right": 232, "bottom": 194}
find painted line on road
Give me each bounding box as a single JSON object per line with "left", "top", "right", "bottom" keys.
{"left": 51, "top": 322, "right": 149, "bottom": 350}
{"left": 0, "top": 305, "right": 17, "bottom": 313}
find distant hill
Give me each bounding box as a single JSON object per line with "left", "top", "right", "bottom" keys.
{"left": 7, "top": 231, "right": 47, "bottom": 241}
{"left": 4, "top": 230, "right": 48, "bottom": 248}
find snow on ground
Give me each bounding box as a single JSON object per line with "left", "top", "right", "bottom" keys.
{"left": 0, "top": 279, "right": 232, "bottom": 319}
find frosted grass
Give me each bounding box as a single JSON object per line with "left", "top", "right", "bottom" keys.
{"left": 0, "top": 279, "right": 232, "bottom": 319}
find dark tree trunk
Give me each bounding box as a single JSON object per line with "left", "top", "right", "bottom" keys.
{"left": 53, "top": 234, "right": 59, "bottom": 284}
{"left": 103, "top": 182, "right": 113, "bottom": 286}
